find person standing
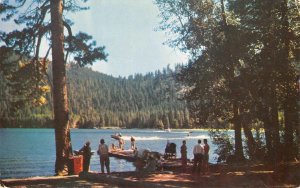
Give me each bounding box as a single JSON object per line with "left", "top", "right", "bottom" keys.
{"left": 118, "top": 133, "right": 125, "bottom": 150}
{"left": 180, "top": 140, "right": 187, "bottom": 172}
{"left": 130, "top": 136, "right": 136, "bottom": 150}
{"left": 203, "top": 139, "right": 210, "bottom": 174}
{"left": 192, "top": 139, "right": 204, "bottom": 174}
{"left": 98, "top": 139, "right": 110, "bottom": 173}
{"left": 119, "top": 138, "right": 124, "bottom": 150}
{"left": 79, "top": 141, "right": 92, "bottom": 172}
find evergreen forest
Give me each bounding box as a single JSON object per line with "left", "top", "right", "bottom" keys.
{"left": 0, "top": 64, "right": 192, "bottom": 129}
{"left": 0, "top": 0, "right": 299, "bottom": 168}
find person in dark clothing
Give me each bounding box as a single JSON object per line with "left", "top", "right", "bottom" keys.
{"left": 79, "top": 141, "right": 92, "bottom": 172}
{"left": 203, "top": 139, "right": 210, "bottom": 174}
{"left": 130, "top": 136, "right": 136, "bottom": 150}
{"left": 180, "top": 140, "right": 187, "bottom": 172}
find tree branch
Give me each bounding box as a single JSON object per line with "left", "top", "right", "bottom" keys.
{"left": 14, "top": 0, "right": 27, "bottom": 9}
{"left": 41, "top": 46, "right": 53, "bottom": 90}
{"left": 63, "top": 21, "right": 73, "bottom": 62}
{"left": 34, "top": 24, "right": 51, "bottom": 60}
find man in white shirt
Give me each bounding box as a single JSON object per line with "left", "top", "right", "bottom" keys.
{"left": 193, "top": 139, "right": 204, "bottom": 173}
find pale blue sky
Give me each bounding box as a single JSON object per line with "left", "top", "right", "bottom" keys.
{"left": 0, "top": 0, "right": 188, "bottom": 77}
{"left": 69, "top": 0, "right": 188, "bottom": 77}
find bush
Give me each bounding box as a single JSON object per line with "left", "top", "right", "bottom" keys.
{"left": 209, "top": 130, "right": 234, "bottom": 163}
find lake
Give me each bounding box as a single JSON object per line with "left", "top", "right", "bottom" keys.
{"left": 0, "top": 128, "right": 217, "bottom": 179}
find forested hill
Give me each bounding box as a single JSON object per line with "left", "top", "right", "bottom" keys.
{"left": 1, "top": 65, "right": 193, "bottom": 129}
{"left": 66, "top": 65, "right": 190, "bottom": 129}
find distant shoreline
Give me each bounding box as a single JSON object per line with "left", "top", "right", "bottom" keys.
{"left": 0, "top": 127, "right": 265, "bottom": 132}
{"left": 0, "top": 127, "right": 227, "bottom": 131}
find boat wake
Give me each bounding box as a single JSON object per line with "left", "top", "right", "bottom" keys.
{"left": 119, "top": 135, "right": 209, "bottom": 141}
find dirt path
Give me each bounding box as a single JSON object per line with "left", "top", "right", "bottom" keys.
{"left": 2, "top": 162, "right": 299, "bottom": 188}
{"left": 1, "top": 176, "right": 119, "bottom": 188}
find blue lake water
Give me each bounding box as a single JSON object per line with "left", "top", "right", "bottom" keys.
{"left": 0, "top": 128, "right": 218, "bottom": 179}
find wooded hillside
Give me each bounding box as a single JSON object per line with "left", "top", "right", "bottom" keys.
{"left": 0, "top": 64, "right": 193, "bottom": 129}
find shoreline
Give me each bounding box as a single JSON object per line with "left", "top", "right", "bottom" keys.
{"left": 2, "top": 162, "right": 299, "bottom": 188}
{"left": 0, "top": 127, "right": 264, "bottom": 132}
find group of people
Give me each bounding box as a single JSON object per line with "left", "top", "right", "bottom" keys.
{"left": 78, "top": 135, "right": 136, "bottom": 174}
{"left": 78, "top": 139, "right": 110, "bottom": 174}
{"left": 78, "top": 137, "right": 210, "bottom": 175}
{"left": 180, "top": 139, "right": 210, "bottom": 174}
{"left": 111, "top": 133, "right": 136, "bottom": 151}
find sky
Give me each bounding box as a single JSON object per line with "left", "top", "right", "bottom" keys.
{"left": 68, "top": 0, "right": 188, "bottom": 77}
{"left": 0, "top": 0, "right": 188, "bottom": 77}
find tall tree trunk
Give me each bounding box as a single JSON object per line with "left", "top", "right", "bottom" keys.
{"left": 280, "top": 0, "right": 298, "bottom": 161}
{"left": 297, "top": 110, "right": 300, "bottom": 160}
{"left": 233, "top": 105, "right": 244, "bottom": 160}
{"left": 243, "top": 122, "right": 256, "bottom": 160}
{"left": 220, "top": 0, "right": 244, "bottom": 161}
{"left": 261, "top": 96, "right": 281, "bottom": 163}
{"left": 262, "top": 108, "right": 275, "bottom": 161}
{"left": 50, "top": 0, "right": 73, "bottom": 175}
{"left": 283, "top": 97, "right": 298, "bottom": 161}
{"left": 270, "top": 83, "right": 281, "bottom": 161}
{"left": 297, "top": 93, "right": 300, "bottom": 160}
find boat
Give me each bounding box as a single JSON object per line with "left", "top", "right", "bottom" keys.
{"left": 73, "top": 150, "right": 95, "bottom": 155}
{"left": 109, "top": 149, "right": 135, "bottom": 162}
{"left": 108, "top": 149, "right": 189, "bottom": 171}
{"left": 111, "top": 134, "right": 122, "bottom": 140}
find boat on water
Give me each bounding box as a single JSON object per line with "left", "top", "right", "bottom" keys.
{"left": 73, "top": 150, "right": 95, "bottom": 155}
{"left": 111, "top": 133, "right": 123, "bottom": 140}
{"left": 109, "top": 149, "right": 135, "bottom": 162}
{"left": 111, "top": 134, "right": 121, "bottom": 140}
{"left": 109, "top": 148, "right": 187, "bottom": 171}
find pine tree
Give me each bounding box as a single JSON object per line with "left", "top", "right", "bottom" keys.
{"left": 0, "top": 0, "right": 107, "bottom": 174}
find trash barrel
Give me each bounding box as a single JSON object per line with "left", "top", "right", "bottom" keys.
{"left": 68, "top": 155, "right": 83, "bottom": 175}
